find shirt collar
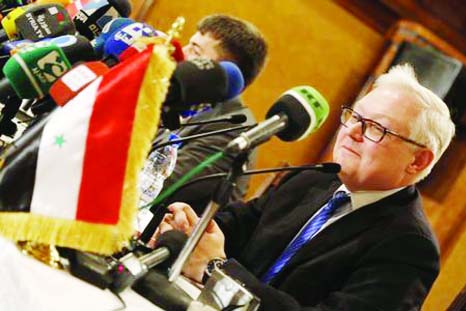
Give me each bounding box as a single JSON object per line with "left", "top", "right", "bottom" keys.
{"left": 335, "top": 184, "right": 405, "bottom": 210}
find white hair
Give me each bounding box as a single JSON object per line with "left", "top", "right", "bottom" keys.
{"left": 373, "top": 64, "right": 456, "bottom": 181}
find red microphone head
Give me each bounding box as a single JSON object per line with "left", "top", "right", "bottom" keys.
{"left": 170, "top": 39, "right": 184, "bottom": 62}
{"left": 50, "top": 61, "right": 109, "bottom": 106}
{"left": 117, "top": 44, "right": 144, "bottom": 62}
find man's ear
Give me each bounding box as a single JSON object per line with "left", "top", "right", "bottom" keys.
{"left": 406, "top": 148, "right": 435, "bottom": 174}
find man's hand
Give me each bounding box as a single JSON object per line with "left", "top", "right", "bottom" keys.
{"left": 150, "top": 202, "right": 226, "bottom": 283}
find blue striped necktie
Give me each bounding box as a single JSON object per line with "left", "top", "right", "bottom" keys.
{"left": 261, "top": 191, "right": 350, "bottom": 284}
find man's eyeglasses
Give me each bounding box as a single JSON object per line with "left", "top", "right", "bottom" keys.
{"left": 340, "top": 106, "right": 427, "bottom": 148}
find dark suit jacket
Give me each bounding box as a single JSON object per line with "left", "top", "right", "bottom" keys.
{"left": 216, "top": 170, "right": 440, "bottom": 311}
{"left": 159, "top": 98, "right": 257, "bottom": 213}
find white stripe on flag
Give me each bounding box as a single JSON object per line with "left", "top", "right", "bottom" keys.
{"left": 30, "top": 77, "right": 103, "bottom": 219}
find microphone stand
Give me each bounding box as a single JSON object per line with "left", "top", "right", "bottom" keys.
{"left": 167, "top": 152, "right": 249, "bottom": 282}
{"left": 150, "top": 124, "right": 252, "bottom": 152}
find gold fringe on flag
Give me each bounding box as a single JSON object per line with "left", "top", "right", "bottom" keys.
{"left": 113, "top": 43, "right": 176, "bottom": 253}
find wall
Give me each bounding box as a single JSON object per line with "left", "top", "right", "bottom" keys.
{"left": 423, "top": 225, "right": 466, "bottom": 310}
{"left": 138, "top": 0, "right": 384, "bottom": 196}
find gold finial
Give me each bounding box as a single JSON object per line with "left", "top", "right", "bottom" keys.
{"left": 165, "top": 16, "right": 185, "bottom": 46}
{"left": 132, "top": 17, "right": 185, "bottom": 57}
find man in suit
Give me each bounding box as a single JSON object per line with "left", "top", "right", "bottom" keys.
{"left": 149, "top": 14, "right": 267, "bottom": 213}
{"left": 154, "top": 64, "right": 456, "bottom": 310}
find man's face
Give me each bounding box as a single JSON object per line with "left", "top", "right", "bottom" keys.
{"left": 183, "top": 31, "right": 223, "bottom": 61}
{"left": 333, "top": 85, "right": 422, "bottom": 191}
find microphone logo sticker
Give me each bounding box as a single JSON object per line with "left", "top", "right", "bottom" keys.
{"left": 96, "top": 7, "right": 120, "bottom": 29}
{"left": 25, "top": 13, "right": 52, "bottom": 38}
{"left": 34, "top": 50, "right": 69, "bottom": 84}
{"left": 113, "top": 23, "right": 155, "bottom": 45}
{"left": 191, "top": 58, "right": 215, "bottom": 71}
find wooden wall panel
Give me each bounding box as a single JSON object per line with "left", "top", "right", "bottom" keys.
{"left": 139, "top": 0, "right": 384, "bottom": 196}
{"left": 423, "top": 226, "right": 466, "bottom": 311}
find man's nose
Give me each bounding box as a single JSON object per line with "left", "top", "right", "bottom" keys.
{"left": 346, "top": 121, "right": 364, "bottom": 142}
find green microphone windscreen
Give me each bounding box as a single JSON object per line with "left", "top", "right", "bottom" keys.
{"left": 266, "top": 86, "right": 329, "bottom": 142}
{"left": 3, "top": 43, "right": 71, "bottom": 99}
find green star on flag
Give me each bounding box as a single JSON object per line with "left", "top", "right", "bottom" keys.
{"left": 54, "top": 135, "right": 65, "bottom": 148}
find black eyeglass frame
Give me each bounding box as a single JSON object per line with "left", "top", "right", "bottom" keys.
{"left": 340, "top": 106, "right": 427, "bottom": 148}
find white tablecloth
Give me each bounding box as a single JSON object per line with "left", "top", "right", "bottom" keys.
{"left": 0, "top": 236, "right": 164, "bottom": 311}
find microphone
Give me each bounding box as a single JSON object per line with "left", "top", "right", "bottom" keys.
{"left": 179, "top": 113, "right": 247, "bottom": 127}
{"left": 46, "top": 34, "right": 96, "bottom": 63}
{"left": 179, "top": 163, "right": 342, "bottom": 184}
{"left": 49, "top": 61, "right": 109, "bottom": 106}
{"left": 12, "top": 4, "right": 76, "bottom": 41}
{"left": 64, "top": 0, "right": 92, "bottom": 18}
{"left": 221, "top": 60, "right": 244, "bottom": 100}
{"left": 73, "top": 0, "right": 132, "bottom": 40}
{"left": 0, "top": 0, "right": 29, "bottom": 15}
{"left": 0, "top": 36, "right": 95, "bottom": 100}
{"left": 161, "top": 59, "right": 245, "bottom": 130}
{"left": 139, "top": 163, "right": 341, "bottom": 243}
{"left": 109, "top": 230, "right": 187, "bottom": 293}
{"left": 169, "top": 38, "right": 184, "bottom": 62}
{"left": 1, "top": 33, "right": 88, "bottom": 57}
{"left": 102, "top": 21, "right": 157, "bottom": 61}
{"left": 165, "top": 58, "right": 245, "bottom": 108}
{"left": 0, "top": 6, "right": 28, "bottom": 42}
{"left": 0, "top": 0, "right": 73, "bottom": 15}
{"left": 226, "top": 86, "right": 329, "bottom": 154}
{"left": 92, "top": 16, "right": 134, "bottom": 54}
{"left": 151, "top": 124, "right": 252, "bottom": 152}
{"left": 1, "top": 38, "right": 34, "bottom": 55}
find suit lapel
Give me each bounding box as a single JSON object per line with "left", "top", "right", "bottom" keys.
{"left": 283, "top": 179, "right": 342, "bottom": 243}
{"left": 248, "top": 178, "right": 342, "bottom": 277}
{"left": 276, "top": 186, "right": 417, "bottom": 282}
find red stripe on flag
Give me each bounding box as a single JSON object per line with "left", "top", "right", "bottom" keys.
{"left": 76, "top": 48, "right": 153, "bottom": 224}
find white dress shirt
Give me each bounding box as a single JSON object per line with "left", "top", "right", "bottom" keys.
{"left": 290, "top": 184, "right": 405, "bottom": 245}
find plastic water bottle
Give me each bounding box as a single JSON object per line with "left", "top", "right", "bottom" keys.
{"left": 138, "top": 133, "right": 181, "bottom": 206}
{"left": 137, "top": 133, "right": 181, "bottom": 232}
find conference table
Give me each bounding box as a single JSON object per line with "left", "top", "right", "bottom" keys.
{"left": 0, "top": 236, "right": 202, "bottom": 311}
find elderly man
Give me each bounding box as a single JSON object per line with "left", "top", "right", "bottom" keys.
{"left": 154, "top": 64, "right": 455, "bottom": 311}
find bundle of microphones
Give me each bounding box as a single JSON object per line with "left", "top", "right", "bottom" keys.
{"left": 0, "top": 0, "right": 248, "bottom": 138}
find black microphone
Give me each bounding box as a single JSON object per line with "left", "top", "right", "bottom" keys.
{"left": 226, "top": 86, "right": 330, "bottom": 154}
{"left": 13, "top": 4, "right": 76, "bottom": 41}
{"left": 161, "top": 59, "right": 245, "bottom": 130}
{"left": 110, "top": 230, "right": 187, "bottom": 293}
{"left": 165, "top": 59, "right": 244, "bottom": 108}
{"left": 73, "top": 0, "right": 132, "bottom": 39}
{"left": 178, "top": 113, "right": 247, "bottom": 127}
{"left": 139, "top": 163, "right": 340, "bottom": 244}
{"left": 173, "top": 163, "right": 342, "bottom": 185}
{"left": 151, "top": 124, "right": 253, "bottom": 152}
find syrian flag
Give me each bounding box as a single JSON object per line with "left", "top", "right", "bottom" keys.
{"left": 0, "top": 44, "right": 175, "bottom": 255}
